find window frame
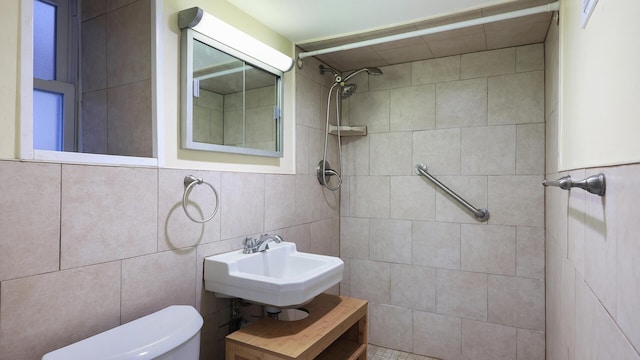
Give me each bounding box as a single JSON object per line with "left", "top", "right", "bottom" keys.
{"left": 20, "top": 0, "right": 161, "bottom": 166}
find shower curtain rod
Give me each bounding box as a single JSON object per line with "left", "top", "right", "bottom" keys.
{"left": 297, "top": 1, "right": 559, "bottom": 62}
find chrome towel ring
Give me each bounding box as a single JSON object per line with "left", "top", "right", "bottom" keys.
{"left": 182, "top": 175, "right": 219, "bottom": 223}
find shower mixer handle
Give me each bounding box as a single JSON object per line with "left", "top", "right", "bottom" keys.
{"left": 316, "top": 160, "right": 342, "bottom": 191}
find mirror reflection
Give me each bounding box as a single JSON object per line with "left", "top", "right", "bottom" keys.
{"left": 182, "top": 30, "right": 283, "bottom": 157}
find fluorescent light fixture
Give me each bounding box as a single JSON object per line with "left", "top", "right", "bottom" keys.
{"left": 178, "top": 7, "right": 293, "bottom": 72}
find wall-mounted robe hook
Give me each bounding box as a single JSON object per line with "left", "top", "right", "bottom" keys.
{"left": 542, "top": 173, "right": 606, "bottom": 196}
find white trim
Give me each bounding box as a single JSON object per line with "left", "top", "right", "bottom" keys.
{"left": 152, "top": 0, "right": 164, "bottom": 166}
{"left": 34, "top": 150, "right": 158, "bottom": 167}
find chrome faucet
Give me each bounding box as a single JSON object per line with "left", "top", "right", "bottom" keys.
{"left": 242, "top": 234, "right": 283, "bottom": 253}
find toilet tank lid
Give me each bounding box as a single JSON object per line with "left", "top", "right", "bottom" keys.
{"left": 42, "top": 305, "right": 204, "bottom": 360}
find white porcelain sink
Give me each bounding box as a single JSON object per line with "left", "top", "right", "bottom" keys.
{"left": 203, "top": 242, "right": 343, "bottom": 307}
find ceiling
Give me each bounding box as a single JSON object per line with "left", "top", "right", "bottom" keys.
{"left": 227, "top": 0, "right": 555, "bottom": 72}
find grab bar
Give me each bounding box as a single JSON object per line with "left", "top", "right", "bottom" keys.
{"left": 542, "top": 173, "right": 606, "bottom": 196}
{"left": 415, "top": 164, "right": 490, "bottom": 222}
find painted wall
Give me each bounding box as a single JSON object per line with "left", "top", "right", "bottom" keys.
{"left": 546, "top": 4, "right": 640, "bottom": 360}
{"left": 338, "top": 45, "right": 546, "bottom": 359}
{"left": 559, "top": 0, "right": 640, "bottom": 170}
{"left": 0, "top": 1, "right": 19, "bottom": 158}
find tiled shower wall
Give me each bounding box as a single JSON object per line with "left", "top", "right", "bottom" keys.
{"left": 544, "top": 18, "right": 640, "bottom": 360}
{"left": 0, "top": 56, "right": 338, "bottom": 360}
{"left": 81, "top": 0, "right": 153, "bottom": 157}
{"left": 338, "top": 45, "right": 546, "bottom": 360}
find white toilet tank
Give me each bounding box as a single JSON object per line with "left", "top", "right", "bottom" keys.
{"left": 42, "top": 305, "right": 204, "bottom": 360}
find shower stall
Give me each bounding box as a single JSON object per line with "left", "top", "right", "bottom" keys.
{"left": 316, "top": 64, "right": 383, "bottom": 191}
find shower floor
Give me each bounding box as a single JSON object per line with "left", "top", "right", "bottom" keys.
{"left": 368, "top": 345, "right": 439, "bottom": 360}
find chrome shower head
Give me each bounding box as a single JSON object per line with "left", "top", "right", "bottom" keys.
{"left": 365, "top": 67, "right": 383, "bottom": 75}
{"left": 343, "top": 67, "right": 384, "bottom": 81}
{"left": 341, "top": 84, "right": 357, "bottom": 99}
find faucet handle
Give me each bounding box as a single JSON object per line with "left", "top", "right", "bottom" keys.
{"left": 242, "top": 237, "right": 255, "bottom": 254}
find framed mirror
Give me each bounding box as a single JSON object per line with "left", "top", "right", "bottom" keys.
{"left": 180, "top": 9, "right": 286, "bottom": 158}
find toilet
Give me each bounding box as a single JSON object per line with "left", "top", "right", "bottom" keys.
{"left": 42, "top": 305, "right": 204, "bottom": 360}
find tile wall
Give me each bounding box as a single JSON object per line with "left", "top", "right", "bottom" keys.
{"left": 544, "top": 17, "right": 640, "bottom": 360}
{"left": 81, "top": 0, "right": 153, "bottom": 157}
{"left": 0, "top": 55, "right": 338, "bottom": 360}
{"left": 338, "top": 45, "right": 546, "bottom": 360}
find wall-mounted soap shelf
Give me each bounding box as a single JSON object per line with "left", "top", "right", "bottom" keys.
{"left": 328, "top": 125, "right": 367, "bottom": 136}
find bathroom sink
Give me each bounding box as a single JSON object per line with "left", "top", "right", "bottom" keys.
{"left": 203, "top": 242, "right": 343, "bottom": 307}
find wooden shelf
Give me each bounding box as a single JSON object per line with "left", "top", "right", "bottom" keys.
{"left": 226, "top": 293, "right": 368, "bottom": 360}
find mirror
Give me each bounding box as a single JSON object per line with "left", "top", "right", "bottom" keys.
{"left": 181, "top": 28, "right": 284, "bottom": 158}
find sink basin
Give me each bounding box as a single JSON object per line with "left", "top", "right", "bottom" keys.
{"left": 203, "top": 242, "right": 343, "bottom": 307}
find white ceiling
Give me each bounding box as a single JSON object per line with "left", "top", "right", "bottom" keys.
{"left": 226, "top": 0, "right": 520, "bottom": 44}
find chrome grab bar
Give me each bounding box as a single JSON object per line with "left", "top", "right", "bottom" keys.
{"left": 542, "top": 173, "right": 606, "bottom": 196}
{"left": 415, "top": 164, "right": 490, "bottom": 222}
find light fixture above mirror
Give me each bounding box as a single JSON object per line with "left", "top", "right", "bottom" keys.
{"left": 178, "top": 7, "right": 294, "bottom": 73}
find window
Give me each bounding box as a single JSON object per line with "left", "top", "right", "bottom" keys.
{"left": 33, "top": 0, "right": 76, "bottom": 151}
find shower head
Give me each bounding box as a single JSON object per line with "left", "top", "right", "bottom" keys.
{"left": 319, "top": 64, "right": 340, "bottom": 77}
{"left": 341, "top": 84, "right": 358, "bottom": 99}
{"left": 343, "top": 67, "right": 384, "bottom": 81}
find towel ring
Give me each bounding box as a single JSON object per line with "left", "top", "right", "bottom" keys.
{"left": 182, "top": 175, "right": 219, "bottom": 223}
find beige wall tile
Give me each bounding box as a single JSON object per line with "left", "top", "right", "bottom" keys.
{"left": 412, "top": 55, "right": 460, "bottom": 85}
{"left": 195, "top": 239, "right": 242, "bottom": 314}
{"left": 436, "top": 269, "right": 487, "bottom": 321}
{"left": 369, "top": 63, "right": 412, "bottom": 91}
{"left": 461, "top": 319, "right": 516, "bottom": 360}
{"left": 516, "top": 123, "right": 545, "bottom": 175}
{"left": 81, "top": 0, "right": 106, "bottom": 20}
{"left": 461, "top": 225, "right": 516, "bottom": 276}
{"left": 81, "top": 15, "right": 106, "bottom": 92}
{"left": 348, "top": 90, "right": 390, "bottom": 133}
{"left": 295, "top": 125, "right": 309, "bottom": 174}
{"left": 390, "top": 176, "right": 436, "bottom": 221}
{"left": 370, "top": 132, "right": 413, "bottom": 176}
{"left": 390, "top": 85, "right": 436, "bottom": 132}
{"left": 436, "top": 78, "right": 487, "bottom": 129}
{"left": 413, "top": 221, "right": 460, "bottom": 269}
{"left": 82, "top": 90, "right": 108, "bottom": 154}
{"left": 158, "top": 169, "right": 221, "bottom": 251}
{"left": 460, "top": 48, "right": 515, "bottom": 79}
{"left": 423, "top": 25, "right": 486, "bottom": 58}
{"left": 516, "top": 226, "right": 545, "bottom": 279}
{"left": 516, "top": 44, "right": 544, "bottom": 72}
{"left": 370, "top": 219, "right": 412, "bottom": 264}
{"left": 488, "top": 175, "right": 544, "bottom": 227}
{"left": 617, "top": 164, "right": 640, "bottom": 350}
{"left": 517, "top": 329, "right": 545, "bottom": 360}
{"left": 60, "top": 165, "right": 157, "bottom": 269}
{"left": 0, "top": 262, "right": 121, "bottom": 360}
{"left": 106, "top": 0, "right": 150, "bottom": 87}
{"left": 391, "top": 264, "right": 435, "bottom": 312}
{"left": 484, "top": 13, "right": 551, "bottom": 50}
{"left": 369, "top": 303, "right": 413, "bottom": 352}
{"left": 339, "top": 176, "right": 350, "bottom": 216}
{"left": 107, "top": 79, "right": 153, "bottom": 157}
{"left": 340, "top": 216, "right": 369, "bottom": 259}
{"left": 341, "top": 136, "right": 370, "bottom": 176}
{"left": 413, "top": 128, "right": 461, "bottom": 175}
{"left": 575, "top": 274, "right": 640, "bottom": 360}
{"left": 309, "top": 217, "right": 340, "bottom": 257}
{"left": 0, "top": 161, "right": 60, "bottom": 281}
{"left": 413, "top": 311, "right": 462, "bottom": 360}
{"left": 584, "top": 166, "right": 617, "bottom": 315}
{"left": 488, "top": 275, "right": 545, "bottom": 331}
{"left": 296, "top": 74, "right": 322, "bottom": 129}
{"left": 461, "top": 125, "right": 516, "bottom": 175}
{"left": 220, "top": 172, "right": 264, "bottom": 239}
{"left": 121, "top": 250, "right": 196, "bottom": 323}
{"left": 349, "top": 176, "right": 390, "bottom": 218}
{"left": 545, "top": 172, "right": 569, "bottom": 255}
{"left": 350, "top": 258, "right": 390, "bottom": 304}
{"left": 264, "top": 175, "right": 296, "bottom": 231}
{"left": 295, "top": 175, "right": 339, "bottom": 224}
{"left": 567, "top": 169, "right": 586, "bottom": 276}
{"left": 488, "top": 71, "right": 544, "bottom": 125}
